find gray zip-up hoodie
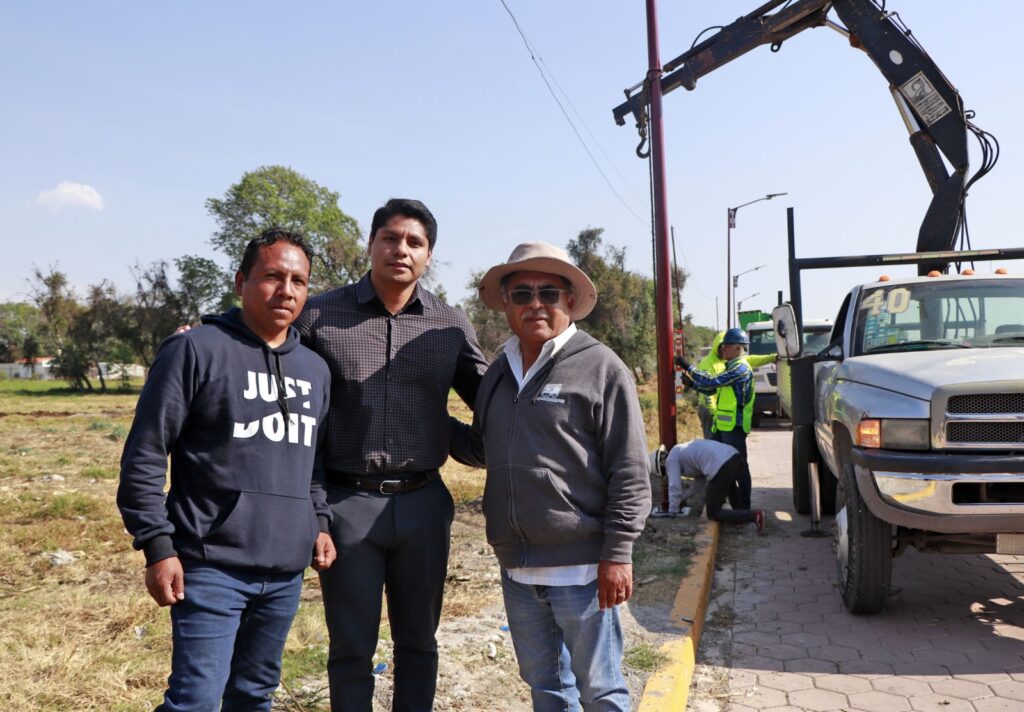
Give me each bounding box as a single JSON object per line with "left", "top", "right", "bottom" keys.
{"left": 473, "top": 329, "right": 651, "bottom": 569}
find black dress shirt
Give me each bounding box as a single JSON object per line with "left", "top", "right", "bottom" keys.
{"left": 295, "top": 273, "right": 487, "bottom": 475}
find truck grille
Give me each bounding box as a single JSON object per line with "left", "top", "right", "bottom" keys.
{"left": 767, "top": 373, "right": 777, "bottom": 386}
{"left": 946, "top": 422, "right": 1024, "bottom": 444}
{"left": 937, "top": 387, "right": 1024, "bottom": 449}
{"left": 948, "top": 393, "right": 1024, "bottom": 414}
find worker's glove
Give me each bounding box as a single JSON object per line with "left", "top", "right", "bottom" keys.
{"left": 674, "top": 355, "right": 692, "bottom": 371}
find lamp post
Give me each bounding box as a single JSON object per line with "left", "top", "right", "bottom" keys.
{"left": 732, "top": 264, "right": 766, "bottom": 326}
{"left": 736, "top": 292, "right": 762, "bottom": 314}
{"left": 727, "top": 192, "right": 787, "bottom": 327}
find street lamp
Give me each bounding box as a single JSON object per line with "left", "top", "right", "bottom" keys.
{"left": 727, "top": 192, "right": 787, "bottom": 327}
{"left": 733, "top": 265, "right": 765, "bottom": 325}
{"left": 736, "top": 292, "right": 762, "bottom": 314}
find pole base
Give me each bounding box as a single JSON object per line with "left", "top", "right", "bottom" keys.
{"left": 800, "top": 526, "right": 830, "bottom": 538}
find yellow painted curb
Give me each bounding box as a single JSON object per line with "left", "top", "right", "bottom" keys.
{"left": 637, "top": 518, "right": 720, "bottom": 712}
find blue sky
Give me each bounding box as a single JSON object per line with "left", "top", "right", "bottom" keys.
{"left": 3, "top": 1, "right": 1022, "bottom": 330}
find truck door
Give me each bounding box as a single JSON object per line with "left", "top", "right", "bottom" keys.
{"left": 814, "top": 291, "right": 853, "bottom": 473}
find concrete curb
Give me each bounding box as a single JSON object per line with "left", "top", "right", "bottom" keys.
{"left": 637, "top": 518, "right": 720, "bottom": 712}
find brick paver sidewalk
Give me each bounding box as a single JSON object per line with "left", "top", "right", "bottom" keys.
{"left": 702, "top": 426, "right": 1024, "bottom": 712}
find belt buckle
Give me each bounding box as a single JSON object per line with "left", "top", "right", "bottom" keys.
{"left": 379, "top": 479, "right": 403, "bottom": 495}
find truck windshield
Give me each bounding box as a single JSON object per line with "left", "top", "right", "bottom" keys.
{"left": 748, "top": 325, "right": 831, "bottom": 355}
{"left": 748, "top": 329, "right": 775, "bottom": 356}
{"left": 854, "top": 279, "right": 1024, "bottom": 355}
{"left": 801, "top": 327, "right": 832, "bottom": 354}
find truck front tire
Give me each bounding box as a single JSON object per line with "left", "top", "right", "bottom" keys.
{"left": 834, "top": 462, "right": 892, "bottom": 614}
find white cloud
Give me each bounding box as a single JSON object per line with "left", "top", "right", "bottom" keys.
{"left": 33, "top": 181, "right": 105, "bottom": 213}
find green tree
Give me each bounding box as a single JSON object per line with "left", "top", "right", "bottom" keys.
{"left": 119, "top": 261, "right": 190, "bottom": 370}
{"left": 174, "top": 254, "right": 234, "bottom": 323}
{"left": 680, "top": 319, "right": 717, "bottom": 358}
{"left": 567, "top": 228, "right": 656, "bottom": 378}
{"left": 28, "top": 271, "right": 126, "bottom": 392}
{"left": 206, "top": 165, "right": 367, "bottom": 292}
{"left": 30, "top": 267, "right": 81, "bottom": 356}
{"left": 0, "top": 302, "right": 42, "bottom": 362}
{"left": 460, "top": 271, "right": 510, "bottom": 362}
{"left": 55, "top": 282, "right": 125, "bottom": 392}
{"left": 21, "top": 334, "right": 41, "bottom": 376}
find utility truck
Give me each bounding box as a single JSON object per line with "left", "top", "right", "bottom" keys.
{"left": 775, "top": 244, "right": 1024, "bottom": 614}
{"left": 612, "top": 0, "right": 1017, "bottom": 570}
{"left": 747, "top": 318, "right": 832, "bottom": 424}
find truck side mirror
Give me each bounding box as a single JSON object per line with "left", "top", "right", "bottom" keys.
{"left": 771, "top": 303, "right": 802, "bottom": 358}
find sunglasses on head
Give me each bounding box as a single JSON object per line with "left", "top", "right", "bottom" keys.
{"left": 506, "top": 286, "right": 567, "bottom": 306}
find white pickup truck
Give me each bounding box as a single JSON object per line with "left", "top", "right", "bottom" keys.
{"left": 747, "top": 318, "right": 832, "bottom": 424}
{"left": 776, "top": 266, "right": 1024, "bottom": 614}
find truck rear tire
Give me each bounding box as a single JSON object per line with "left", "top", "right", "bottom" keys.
{"left": 834, "top": 462, "right": 892, "bottom": 614}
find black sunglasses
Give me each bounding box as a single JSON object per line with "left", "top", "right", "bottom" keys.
{"left": 506, "top": 287, "right": 567, "bottom": 306}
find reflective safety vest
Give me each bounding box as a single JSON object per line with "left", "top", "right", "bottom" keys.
{"left": 714, "top": 377, "right": 755, "bottom": 434}
{"left": 700, "top": 351, "right": 773, "bottom": 417}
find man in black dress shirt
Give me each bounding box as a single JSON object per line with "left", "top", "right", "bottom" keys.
{"left": 295, "top": 198, "right": 487, "bottom": 712}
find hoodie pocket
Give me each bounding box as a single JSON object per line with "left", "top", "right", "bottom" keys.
{"left": 201, "top": 491, "right": 319, "bottom": 572}
{"left": 485, "top": 464, "right": 599, "bottom": 546}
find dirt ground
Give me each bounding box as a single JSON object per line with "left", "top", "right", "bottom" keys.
{"left": 280, "top": 497, "right": 705, "bottom": 712}
{"left": 0, "top": 380, "right": 705, "bottom": 711}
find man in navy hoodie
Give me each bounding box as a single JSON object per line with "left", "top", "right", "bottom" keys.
{"left": 118, "top": 229, "right": 335, "bottom": 712}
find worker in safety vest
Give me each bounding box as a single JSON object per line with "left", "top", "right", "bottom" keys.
{"left": 676, "top": 327, "right": 755, "bottom": 509}
{"left": 694, "top": 331, "right": 777, "bottom": 439}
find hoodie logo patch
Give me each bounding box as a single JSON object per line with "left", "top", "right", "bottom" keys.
{"left": 537, "top": 383, "right": 565, "bottom": 404}
{"left": 233, "top": 370, "right": 318, "bottom": 446}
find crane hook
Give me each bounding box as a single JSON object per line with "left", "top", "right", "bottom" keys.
{"left": 636, "top": 134, "right": 650, "bottom": 159}
{"left": 635, "top": 101, "right": 651, "bottom": 159}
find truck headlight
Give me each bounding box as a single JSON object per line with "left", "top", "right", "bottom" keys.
{"left": 856, "top": 418, "right": 930, "bottom": 450}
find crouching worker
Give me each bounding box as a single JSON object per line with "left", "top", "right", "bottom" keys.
{"left": 117, "top": 229, "right": 336, "bottom": 712}
{"left": 664, "top": 439, "right": 766, "bottom": 532}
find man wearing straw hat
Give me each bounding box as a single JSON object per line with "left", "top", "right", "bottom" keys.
{"left": 473, "top": 241, "right": 651, "bottom": 711}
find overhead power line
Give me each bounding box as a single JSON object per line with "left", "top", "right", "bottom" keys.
{"left": 498, "top": 0, "right": 649, "bottom": 226}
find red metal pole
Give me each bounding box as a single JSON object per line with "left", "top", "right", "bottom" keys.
{"left": 645, "top": 0, "right": 676, "bottom": 509}
{"left": 727, "top": 210, "right": 733, "bottom": 328}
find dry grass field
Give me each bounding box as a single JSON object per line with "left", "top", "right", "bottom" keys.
{"left": 0, "top": 376, "right": 700, "bottom": 710}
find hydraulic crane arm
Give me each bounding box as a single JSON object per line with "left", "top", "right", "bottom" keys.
{"left": 613, "top": 0, "right": 832, "bottom": 125}
{"left": 614, "top": 0, "right": 985, "bottom": 273}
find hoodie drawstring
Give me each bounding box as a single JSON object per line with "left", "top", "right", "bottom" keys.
{"left": 267, "top": 349, "right": 291, "bottom": 439}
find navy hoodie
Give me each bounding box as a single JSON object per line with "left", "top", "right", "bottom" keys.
{"left": 117, "top": 308, "right": 331, "bottom": 573}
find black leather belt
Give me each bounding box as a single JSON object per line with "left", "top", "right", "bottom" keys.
{"left": 326, "top": 469, "right": 440, "bottom": 495}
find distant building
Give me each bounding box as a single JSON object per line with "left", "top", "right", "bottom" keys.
{"left": 96, "top": 362, "right": 146, "bottom": 379}
{"left": 1, "top": 356, "right": 55, "bottom": 379}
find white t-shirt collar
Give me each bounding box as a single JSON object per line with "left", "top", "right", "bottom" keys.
{"left": 503, "top": 322, "right": 577, "bottom": 393}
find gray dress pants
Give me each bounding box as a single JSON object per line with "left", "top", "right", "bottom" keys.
{"left": 319, "top": 478, "right": 454, "bottom": 712}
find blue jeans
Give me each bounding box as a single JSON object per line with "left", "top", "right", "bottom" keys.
{"left": 501, "top": 570, "right": 630, "bottom": 712}
{"left": 157, "top": 563, "right": 303, "bottom": 712}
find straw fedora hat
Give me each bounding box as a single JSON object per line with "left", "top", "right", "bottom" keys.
{"left": 478, "top": 242, "right": 598, "bottom": 320}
